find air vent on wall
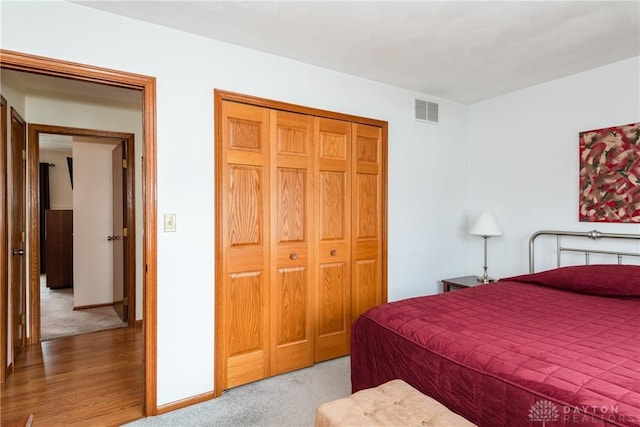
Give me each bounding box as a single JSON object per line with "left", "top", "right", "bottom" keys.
{"left": 415, "top": 99, "right": 439, "bottom": 124}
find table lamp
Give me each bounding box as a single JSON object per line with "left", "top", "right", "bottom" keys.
{"left": 470, "top": 211, "right": 503, "bottom": 283}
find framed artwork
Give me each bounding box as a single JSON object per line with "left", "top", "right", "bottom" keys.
{"left": 579, "top": 122, "right": 640, "bottom": 223}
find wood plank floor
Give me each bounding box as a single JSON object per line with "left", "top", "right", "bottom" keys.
{"left": 1, "top": 326, "right": 143, "bottom": 427}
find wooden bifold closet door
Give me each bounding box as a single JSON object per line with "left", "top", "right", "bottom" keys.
{"left": 216, "top": 92, "right": 386, "bottom": 392}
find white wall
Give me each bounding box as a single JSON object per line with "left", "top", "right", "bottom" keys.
{"left": 72, "top": 140, "right": 118, "bottom": 307}
{"left": 2, "top": 1, "right": 469, "bottom": 405}
{"left": 468, "top": 56, "right": 640, "bottom": 278}
{"left": 39, "top": 149, "right": 73, "bottom": 210}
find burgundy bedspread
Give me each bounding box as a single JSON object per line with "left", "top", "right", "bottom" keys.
{"left": 351, "top": 281, "right": 640, "bottom": 426}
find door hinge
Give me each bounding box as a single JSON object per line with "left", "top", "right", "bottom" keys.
{"left": 22, "top": 149, "right": 26, "bottom": 160}
{"left": 21, "top": 314, "right": 26, "bottom": 324}
{"left": 21, "top": 231, "right": 25, "bottom": 243}
{"left": 124, "top": 297, "right": 129, "bottom": 306}
{"left": 123, "top": 227, "right": 128, "bottom": 237}
{"left": 122, "top": 158, "right": 128, "bottom": 169}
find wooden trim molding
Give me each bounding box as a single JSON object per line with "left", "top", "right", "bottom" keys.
{"left": 381, "top": 122, "right": 389, "bottom": 304}
{"left": 0, "top": 49, "right": 158, "bottom": 415}
{"left": 215, "top": 90, "right": 388, "bottom": 128}
{"left": 74, "top": 302, "right": 120, "bottom": 311}
{"left": 213, "top": 91, "right": 224, "bottom": 398}
{"left": 156, "top": 391, "right": 215, "bottom": 415}
{"left": 0, "top": 95, "right": 7, "bottom": 384}
{"left": 11, "top": 107, "right": 27, "bottom": 354}
{"left": 26, "top": 130, "right": 39, "bottom": 344}
{"left": 142, "top": 76, "right": 158, "bottom": 416}
{"left": 27, "top": 124, "right": 137, "bottom": 341}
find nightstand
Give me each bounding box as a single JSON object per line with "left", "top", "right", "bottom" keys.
{"left": 441, "top": 275, "right": 489, "bottom": 292}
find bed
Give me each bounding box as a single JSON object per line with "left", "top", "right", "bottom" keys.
{"left": 351, "top": 230, "right": 640, "bottom": 427}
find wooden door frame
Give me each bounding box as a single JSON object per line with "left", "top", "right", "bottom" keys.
{"left": 28, "top": 125, "right": 136, "bottom": 334}
{"left": 0, "top": 49, "right": 158, "bottom": 415}
{"left": 0, "top": 95, "right": 7, "bottom": 384}
{"left": 10, "top": 107, "right": 27, "bottom": 362}
{"left": 213, "top": 89, "right": 388, "bottom": 397}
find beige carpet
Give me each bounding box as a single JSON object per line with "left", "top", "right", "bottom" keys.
{"left": 40, "top": 276, "right": 127, "bottom": 341}
{"left": 125, "top": 356, "right": 352, "bottom": 427}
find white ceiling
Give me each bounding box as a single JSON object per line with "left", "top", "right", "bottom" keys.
{"left": 72, "top": 0, "right": 640, "bottom": 103}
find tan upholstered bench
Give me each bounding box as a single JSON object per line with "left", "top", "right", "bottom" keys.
{"left": 315, "top": 379, "right": 476, "bottom": 427}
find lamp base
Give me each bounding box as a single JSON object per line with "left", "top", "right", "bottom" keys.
{"left": 476, "top": 275, "right": 495, "bottom": 284}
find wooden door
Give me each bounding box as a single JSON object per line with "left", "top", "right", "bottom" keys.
{"left": 112, "top": 142, "right": 127, "bottom": 322}
{"left": 270, "top": 110, "right": 314, "bottom": 375}
{"left": 9, "top": 108, "right": 26, "bottom": 360}
{"left": 351, "top": 124, "right": 383, "bottom": 322}
{"left": 215, "top": 91, "right": 388, "bottom": 393}
{"left": 315, "top": 118, "right": 352, "bottom": 361}
{"left": 220, "top": 101, "right": 271, "bottom": 389}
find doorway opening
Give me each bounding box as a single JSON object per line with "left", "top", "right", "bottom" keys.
{"left": 0, "top": 49, "right": 158, "bottom": 415}
{"left": 36, "top": 129, "right": 136, "bottom": 341}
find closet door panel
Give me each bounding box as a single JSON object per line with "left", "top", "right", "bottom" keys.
{"left": 351, "top": 124, "right": 383, "bottom": 323}
{"left": 226, "top": 271, "right": 267, "bottom": 388}
{"left": 221, "top": 101, "right": 270, "bottom": 389}
{"left": 270, "top": 110, "right": 314, "bottom": 375}
{"left": 273, "top": 265, "right": 309, "bottom": 373}
{"left": 320, "top": 172, "right": 345, "bottom": 239}
{"left": 355, "top": 174, "right": 378, "bottom": 238}
{"left": 352, "top": 259, "right": 379, "bottom": 318}
{"left": 276, "top": 168, "right": 306, "bottom": 242}
{"left": 317, "top": 260, "right": 348, "bottom": 360}
{"left": 316, "top": 118, "right": 351, "bottom": 361}
{"left": 228, "top": 165, "right": 262, "bottom": 247}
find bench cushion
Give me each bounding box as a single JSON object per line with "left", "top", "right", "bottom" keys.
{"left": 315, "top": 379, "right": 476, "bottom": 427}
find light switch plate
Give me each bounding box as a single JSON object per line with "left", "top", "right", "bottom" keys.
{"left": 163, "top": 213, "right": 176, "bottom": 232}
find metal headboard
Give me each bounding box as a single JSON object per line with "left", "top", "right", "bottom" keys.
{"left": 529, "top": 229, "right": 640, "bottom": 273}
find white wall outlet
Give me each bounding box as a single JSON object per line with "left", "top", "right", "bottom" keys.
{"left": 163, "top": 213, "right": 176, "bottom": 232}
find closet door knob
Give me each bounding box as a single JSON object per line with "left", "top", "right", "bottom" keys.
{"left": 330, "top": 249, "right": 337, "bottom": 256}
{"left": 289, "top": 253, "right": 297, "bottom": 261}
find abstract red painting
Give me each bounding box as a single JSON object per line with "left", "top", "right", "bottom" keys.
{"left": 579, "top": 122, "right": 640, "bottom": 223}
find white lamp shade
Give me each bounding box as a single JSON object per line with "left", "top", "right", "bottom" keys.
{"left": 470, "top": 211, "right": 503, "bottom": 236}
